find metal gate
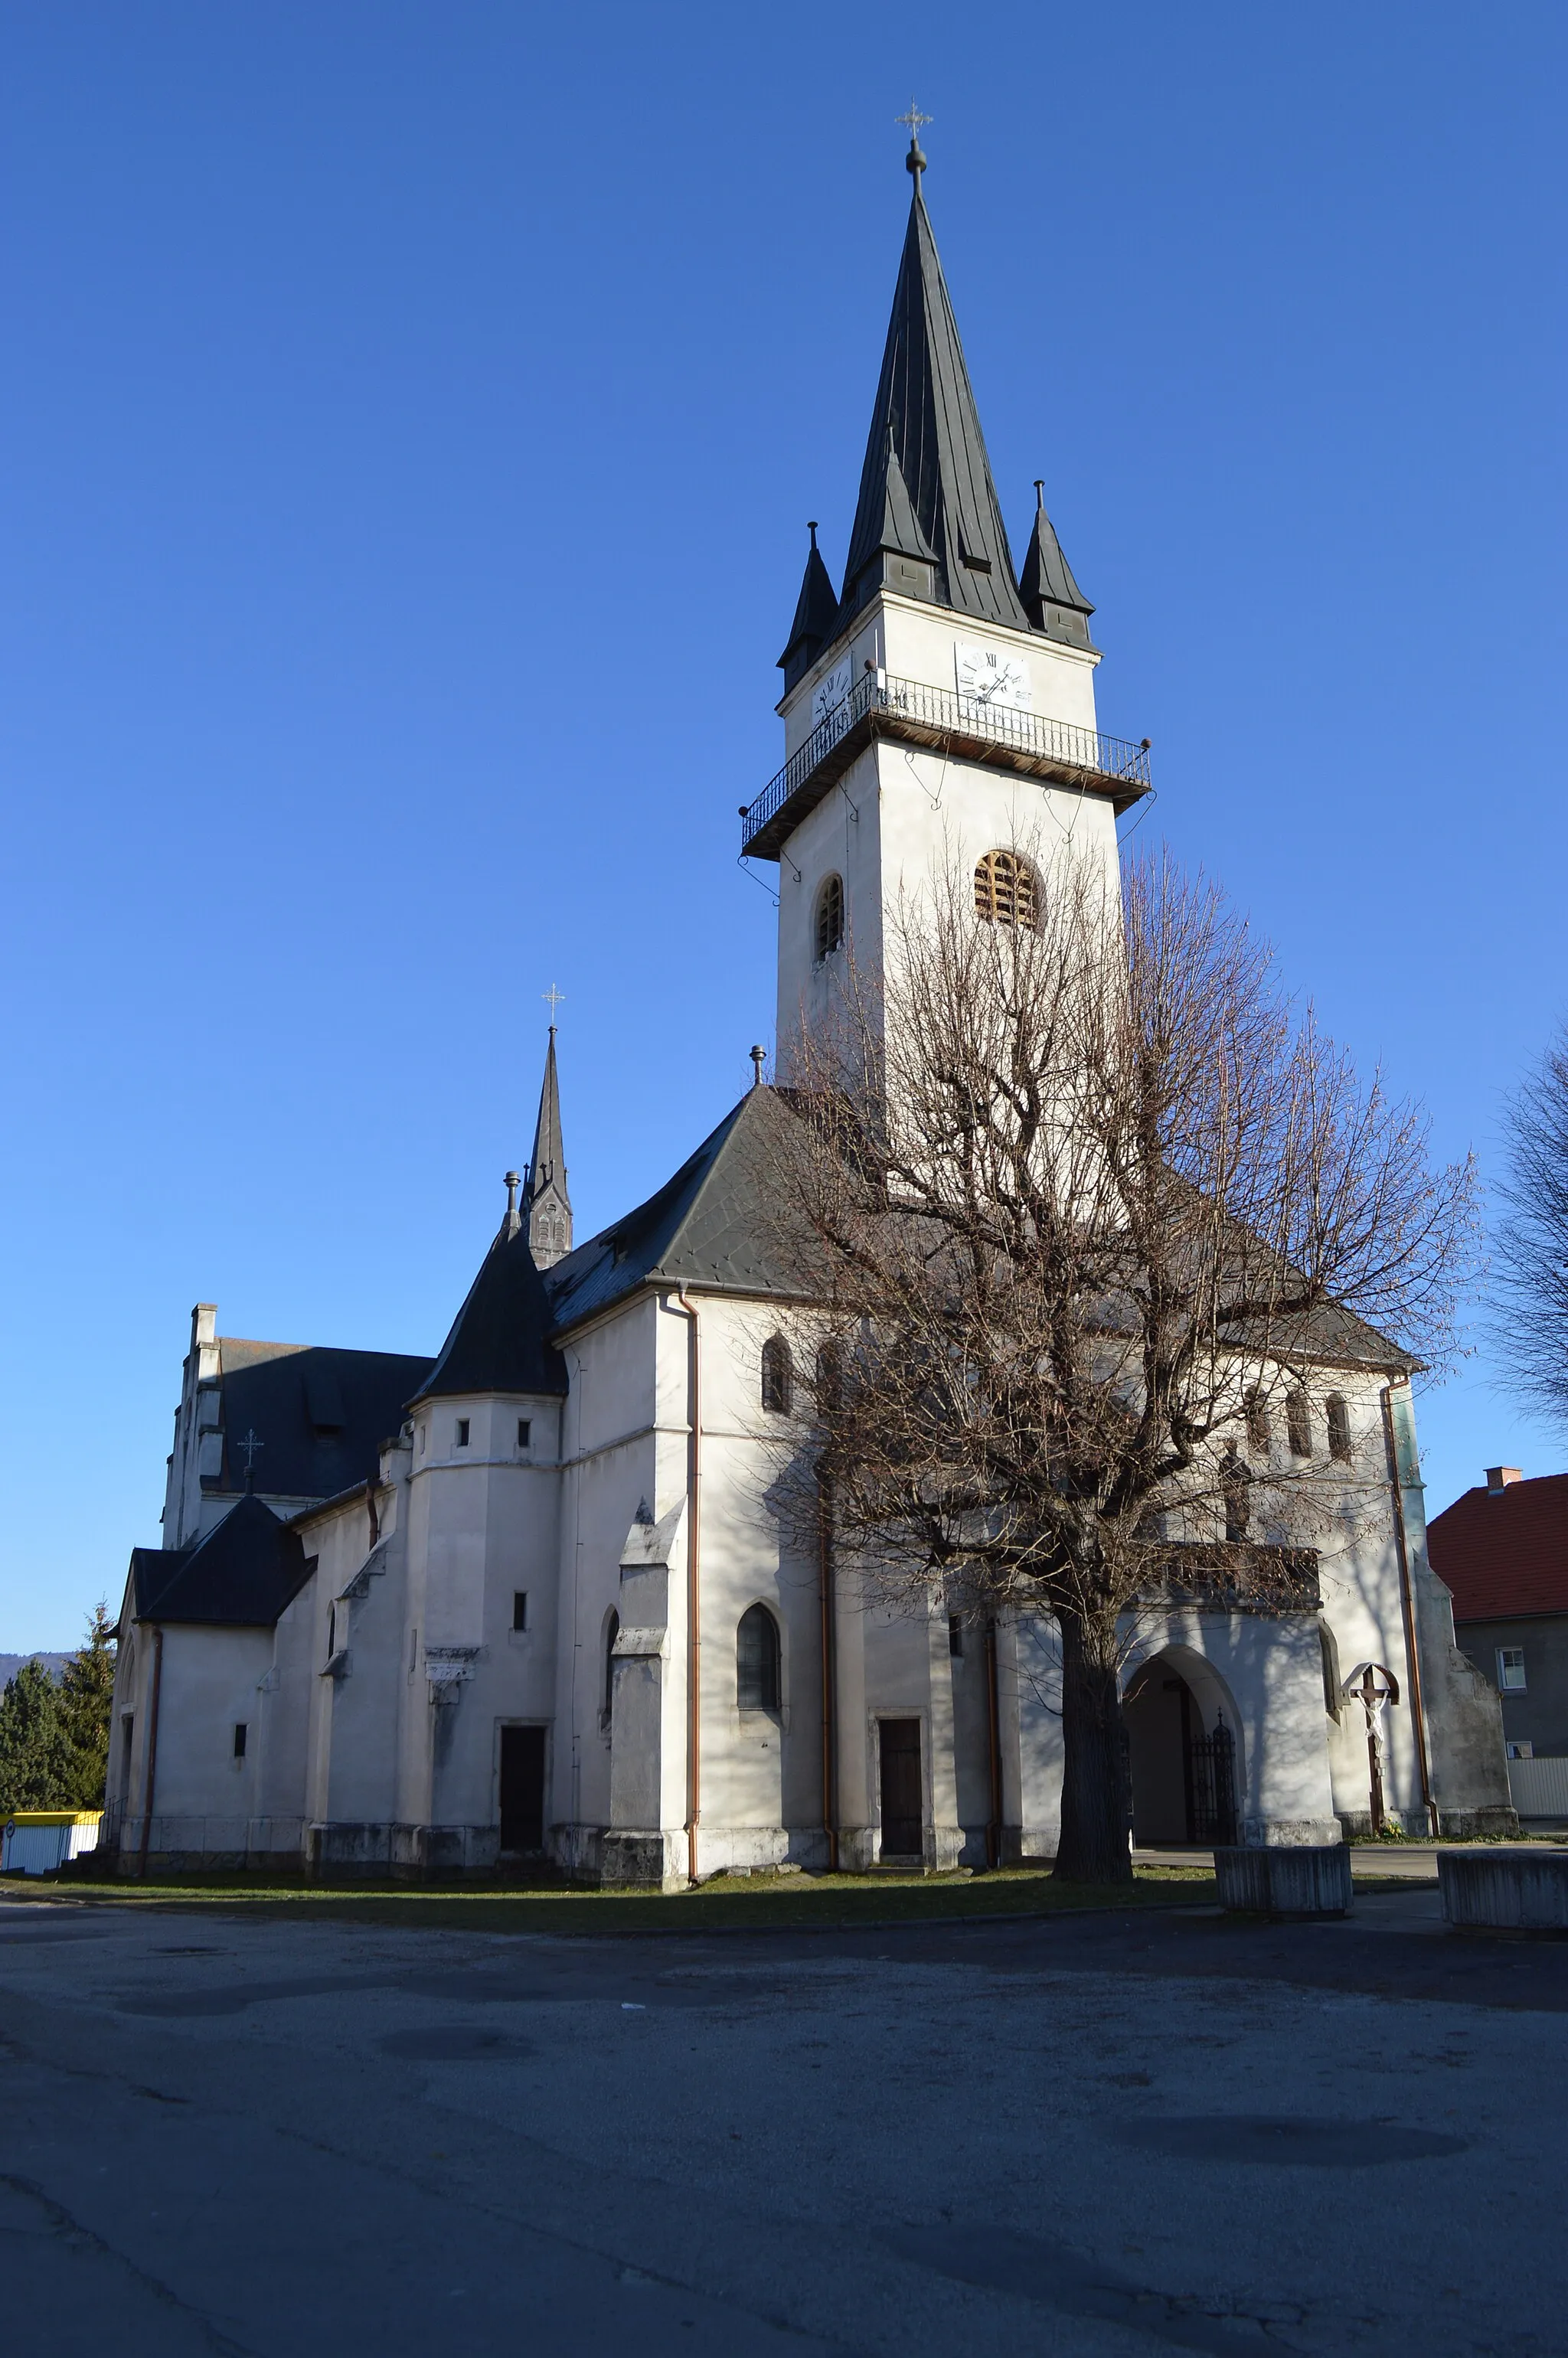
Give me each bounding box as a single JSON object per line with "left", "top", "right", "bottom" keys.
{"left": 1186, "top": 1717, "right": 1237, "bottom": 1846}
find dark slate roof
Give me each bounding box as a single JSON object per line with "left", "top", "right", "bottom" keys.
{"left": 778, "top": 524, "right": 842, "bottom": 688}
{"left": 214, "top": 1342, "right": 433, "bottom": 1501}
{"left": 546, "top": 1086, "right": 819, "bottom": 1334}
{"left": 413, "top": 1223, "right": 568, "bottom": 1402}
{"left": 841, "top": 185, "right": 1030, "bottom": 632}
{"left": 1018, "top": 483, "right": 1095, "bottom": 648}
{"left": 524, "top": 1026, "right": 572, "bottom": 1267}
{"left": 129, "top": 1493, "right": 312, "bottom": 1628}
{"left": 1429, "top": 1475, "right": 1568, "bottom": 1623}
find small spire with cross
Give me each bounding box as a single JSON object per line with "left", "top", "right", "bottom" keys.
{"left": 541, "top": 983, "right": 565, "bottom": 1028}
{"left": 237, "top": 1428, "right": 264, "bottom": 1491}
{"left": 897, "top": 98, "right": 932, "bottom": 181}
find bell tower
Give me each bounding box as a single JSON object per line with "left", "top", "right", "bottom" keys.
{"left": 741, "top": 136, "right": 1151, "bottom": 1067}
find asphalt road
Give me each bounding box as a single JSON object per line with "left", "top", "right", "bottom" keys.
{"left": 2, "top": 1887, "right": 1564, "bottom": 2356}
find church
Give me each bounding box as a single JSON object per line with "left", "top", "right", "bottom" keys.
{"left": 103, "top": 142, "right": 1514, "bottom": 1883}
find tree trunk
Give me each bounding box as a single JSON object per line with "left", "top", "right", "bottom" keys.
{"left": 1053, "top": 1605, "right": 1133, "bottom": 1884}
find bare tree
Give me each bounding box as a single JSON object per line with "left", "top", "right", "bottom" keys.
{"left": 1493, "top": 1024, "right": 1568, "bottom": 1430}
{"left": 769, "top": 843, "right": 1477, "bottom": 1883}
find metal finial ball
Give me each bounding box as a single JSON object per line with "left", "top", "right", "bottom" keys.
{"left": 906, "top": 140, "right": 926, "bottom": 177}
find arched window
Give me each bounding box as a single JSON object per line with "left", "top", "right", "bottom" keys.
{"left": 1245, "top": 1387, "right": 1272, "bottom": 1452}
{"left": 761, "top": 1334, "right": 792, "bottom": 1415}
{"left": 603, "top": 1609, "right": 619, "bottom": 1726}
{"left": 1220, "top": 1446, "right": 1251, "bottom": 1543}
{"left": 815, "top": 874, "right": 844, "bottom": 961}
{"left": 974, "top": 849, "right": 1038, "bottom": 929}
{"left": 737, "top": 1603, "right": 782, "bottom": 1713}
{"left": 1325, "top": 1394, "right": 1352, "bottom": 1464}
{"left": 1286, "top": 1390, "right": 1313, "bottom": 1458}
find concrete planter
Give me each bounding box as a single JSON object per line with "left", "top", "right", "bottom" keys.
{"left": 1438, "top": 1848, "right": 1568, "bottom": 1931}
{"left": 1214, "top": 1843, "right": 1353, "bottom": 1917}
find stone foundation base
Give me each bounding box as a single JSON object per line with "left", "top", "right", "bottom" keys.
{"left": 599, "top": 1831, "right": 686, "bottom": 1891}
{"left": 1439, "top": 1848, "right": 1568, "bottom": 1929}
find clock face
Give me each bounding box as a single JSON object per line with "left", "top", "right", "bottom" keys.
{"left": 955, "top": 641, "right": 1033, "bottom": 714}
{"left": 811, "top": 657, "right": 853, "bottom": 730}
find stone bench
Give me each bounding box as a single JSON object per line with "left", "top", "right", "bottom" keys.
{"left": 1214, "top": 1844, "right": 1353, "bottom": 1918}
{"left": 1438, "top": 1847, "right": 1568, "bottom": 1931}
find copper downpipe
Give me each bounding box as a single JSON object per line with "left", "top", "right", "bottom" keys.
{"left": 136, "top": 1625, "right": 165, "bottom": 1880}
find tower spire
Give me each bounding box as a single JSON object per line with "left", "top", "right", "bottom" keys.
{"left": 777, "top": 521, "right": 841, "bottom": 694}
{"left": 1017, "top": 478, "right": 1096, "bottom": 650}
{"left": 524, "top": 1025, "right": 572, "bottom": 1269}
{"left": 840, "top": 154, "right": 1028, "bottom": 632}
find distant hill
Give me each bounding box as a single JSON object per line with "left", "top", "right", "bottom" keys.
{"left": 0, "top": 1653, "right": 70, "bottom": 1687}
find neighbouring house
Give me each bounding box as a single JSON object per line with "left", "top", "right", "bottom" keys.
{"left": 102, "top": 145, "right": 1516, "bottom": 1883}
{"left": 1430, "top": 1468, "right": 1568, "bottom": 1761}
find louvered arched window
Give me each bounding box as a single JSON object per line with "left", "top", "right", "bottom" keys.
{"left": 1245, "top": 1387, "right": 1272, "bottom": 1452}
{"left": 974, "top": 849, "right": 1038, "bottom": 929}
{"left": 815, "top": 874, "right": 844, "bottom": 961}
{"left": 761, "top": 1334, "right": 792, "bottom": 1415}
{"left": 1286, "top": 1391, "right": 1313, "bottom": 1458}
{"left": 737, "top": 1603, "right": 782, "bottom": 1713}
{"left": 1326, "top": 1395, "right": 1352, "bottom": 1463}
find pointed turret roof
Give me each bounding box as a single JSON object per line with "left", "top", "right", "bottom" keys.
{"left": 1018, "top": 480, "right": 1096, "bottom": 650}
{"left": 412, "top": 1208, "right": 567, "bottom": 1404}
{"left": 777, "top": 523, "right": 841, "bottom": 689}
{"left": 525, "top": 1027, "right": 572, "bottom": 1270}
{"left": 841, "top": 167, "right": 1029, "bottom": 632}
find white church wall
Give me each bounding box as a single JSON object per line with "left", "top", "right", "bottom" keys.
{"left": 122, "top": 1625, "right": 276, "bottom": 1865}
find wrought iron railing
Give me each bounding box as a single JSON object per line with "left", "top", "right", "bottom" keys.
{"left": 740, "top": 668, "right": 1152, "bottom": 854}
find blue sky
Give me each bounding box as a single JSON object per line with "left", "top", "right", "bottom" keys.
{"left": 2, "top": 4, "right": 1563, "bottom": 1648}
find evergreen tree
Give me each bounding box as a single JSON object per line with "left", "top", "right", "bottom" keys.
{"left": 57, "top": 1602, "right": 117, "bottom": 1808}
{"left": 0, "top": 1660, "right": 72, "bottom": 1813}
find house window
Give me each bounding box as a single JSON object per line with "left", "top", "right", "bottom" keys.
{"left": 455, "top": 1418, "right": 470, "bottom": 1448}
{"left": 815, "top": 874, "right": 844, "bottom": 961}
{"left": 974, "top": 849, "right": 1038, "bottom": 929}
{"left": 761, "top": 1334, "right": 793, "bottom": 1415}
{"left": 517, "top": 1418, "right": 531, "bottom": 1448}
{"left": 1326, "top": 1395, "right": 1352, "bottom": 1463}
{"left": 737, "top": 1603, "right": 782, "bottom": 1712}
{"left": 1498, "top": 1647, "right": 1527, "bottom": 1693}
{"left": 1286, "top": 1391, "right": 1313, "bottom": 1458}
{"left": 948, "top": 1613, "right": 964, "bottom": 1658}
{"left": 512, "top": 1591, "right": 529, "bottom": 1634}
{"left": 234, "top": 1722, "right": 247, "bottom": 1759}
{"left": 1245, "top": 1388, "right": 1271, "bottom": 1452}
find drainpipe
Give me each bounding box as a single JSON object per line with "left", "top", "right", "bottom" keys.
{"left": 674, "top": 1292, "right": 702, "bottom": 1885}
{"left": 818, "top": 1477, "right": 838, "bottom": 1872}
{"left": 136, "top": 1625, "right": 165, "bottom": 1880}
{"left": 984, "top": 1618, "right": 1004, "bottom": 1870}
{"left": 1380, "top": 1379, "right": 1438, "bottom": 1838}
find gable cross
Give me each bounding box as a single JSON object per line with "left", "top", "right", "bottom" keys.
{"left": 237, "top": 1429, "right": 264, "bottom": 1476}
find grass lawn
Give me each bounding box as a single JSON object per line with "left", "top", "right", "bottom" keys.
{"left": 4, "top": 1860, "right": 1234, "bottom": 1937}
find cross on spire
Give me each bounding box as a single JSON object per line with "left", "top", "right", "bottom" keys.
{"left": 237, "top": 1429, "right": 264, "bottom": 1488}
{"left": 541, "top": 983, "right": 565, "bottom": 1023}
{"left": 897, "top": 98, "right": 932, "bottom": 182}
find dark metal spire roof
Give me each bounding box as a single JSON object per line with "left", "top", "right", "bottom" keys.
{"left": 412, "top": 1203, "right": 567, "bottom": 1406}
{"left": 841, "top": 180, "right": 1030, "bottom": 632}
{"left": 525, "top": 1027, "right": 572, "bottom": 1270}
{"left": 1018, "top": 479, "right": 1096, "bottom": 651}
{"left": 777, "top": 523, "right": 842, "bottom": 692}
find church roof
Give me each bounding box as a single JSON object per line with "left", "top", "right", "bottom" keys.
{"left": 129, "top": 1491, "right": 312, "bottom": 1628}
{"left": 1018, "top": 482, "right": 1096, "bottom": 647}
{"left": 777, "top": 524, "right": 841, "bottom": 687}
{"left": 840, "top": 179, "right": 1030, "bottom": 632}
{"left": 547, "top": 1086, "right": 816, "bottom": 1332}
{"left": 413, "top": 1221, "right": 568, "bottom": 1402}
{"left": 524, "top": 1026, "right": 573, "bottom": 1269}
{"left": 211, "top": 1342, "right": 433, "bottom": 1501}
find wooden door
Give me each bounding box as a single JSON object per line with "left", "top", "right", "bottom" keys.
{"left": 499, "top": 1725, "right": 546, "bottom": 1853}
{"left": 878, "top": 1718, "right": 923, "bottom": 1857}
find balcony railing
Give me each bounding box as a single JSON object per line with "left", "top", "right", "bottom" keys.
{"left": 740, "top": 668, "right": 1152, "bottom": 860}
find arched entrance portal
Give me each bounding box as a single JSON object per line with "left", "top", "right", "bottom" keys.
{"left": 1124, "top": 1650, "right": 1240, "bottom": 1847}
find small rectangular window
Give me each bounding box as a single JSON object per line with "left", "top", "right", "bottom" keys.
{"left": 1498, "top": 1647, "right": 1527, "bottom": 1692}
{"left": 455, "top": 1418, "right": 470, "bottom": 1448}
{"left": 517, "top": 1418, "right": 531, "bottom": 1448}
{"left": 948, "top": 1613, "right": 964, "bottom": 1658}
{"left": 409, "top": 1625, "right": 418, "bottom": 1677}
{"left": 512, "top": 1591, "right": 529, "bottom": 1633}
{"left": 233, "top": 1723, "right": 247, "bottom": 1759}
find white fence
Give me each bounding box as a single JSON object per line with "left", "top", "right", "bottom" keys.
{"left": 1508, "top": 1756, "right": 1568, "bottom": 1819}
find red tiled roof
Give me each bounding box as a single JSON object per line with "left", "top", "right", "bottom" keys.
{"left": 1427, "top": 1474, "right": 1568, "bottom": 1622}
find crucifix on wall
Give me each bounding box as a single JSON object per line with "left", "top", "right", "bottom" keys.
{"left": 1345, "top": 1662, "right": 1400, "bottom": 1834}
